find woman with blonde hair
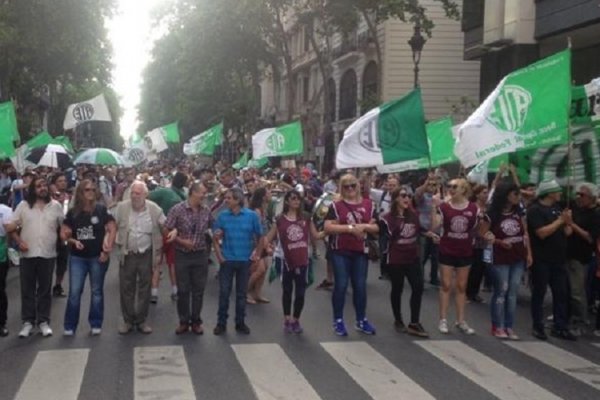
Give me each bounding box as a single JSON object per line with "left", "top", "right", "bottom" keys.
{"left": 324, "top": 174, "right": 379, "bottom": 336}
{"left": 437, "top": 178, "right": 489, "bottom": 335}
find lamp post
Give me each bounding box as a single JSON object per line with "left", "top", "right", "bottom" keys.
{"left": 408, "top": 23, "right": 426, "bottom": 89}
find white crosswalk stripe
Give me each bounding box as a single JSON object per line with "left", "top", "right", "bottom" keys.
{"left": 506, "top": 341, "right": 600, "bottom": 392}
{"left": 14, "top": 349, "right": 89, "bottom": 400}
{"left": 133, "top": 346, "right": 196, "bottom": 400}
{"left": 416, "top": 340, "right": 561, "bottom": 400}
{"left": 232, "top": 343, "right": 321, "bottom": 400}
{"left": 321, "top": 341, "right": 435, "bottom": 400}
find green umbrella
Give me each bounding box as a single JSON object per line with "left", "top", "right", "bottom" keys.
{"left": 74, "top": 148, "right": 125, "bottom": 166}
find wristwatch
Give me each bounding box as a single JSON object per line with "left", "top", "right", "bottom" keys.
{"left": 348, "top": 224, "right": 354, "bottom": 232}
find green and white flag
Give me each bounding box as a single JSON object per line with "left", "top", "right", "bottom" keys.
{"left": 129, "top": 132, "right": 143, "bottom": 146}
{"left": 232, "top": 152, "right": 249, "bottom": 170}
{"left": 455, "top": 49, "right": 571, "bottom": 167}
{"left": 571, "top": 77, "right": 600, "bottom": 126}
{"left": 248, "top": 157, "right": 268, "bottom": 169}
{"left": 336, "top": 89, "right": 428, "bottom": 169}
{"left": 252, "top": 121, "right": 303, "bottom": 159}
{"left": 0, "top": 101, "right": 18, "bottom": 157}
{"left": 186, "top": 123, "right": 223, "bottom": 156}
{"left": 146, "top": 127, "right": 169, "bottom": 152}
{"left": 51, "top": 136, "right": 74, "bottom": 153}
{"left": 26, "top": 131, "right": 53, "bottom": 150}
{"left": 154, "top": 122, "right": 180, "bottom": 144}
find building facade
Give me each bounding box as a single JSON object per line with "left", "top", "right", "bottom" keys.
{"left": 260, "top": 0, "right": 480, "bottom": 172}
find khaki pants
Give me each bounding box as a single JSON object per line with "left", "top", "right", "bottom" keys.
{"left": 120, "top": 250, "right": 153, "bottom": 325}
{"left": 567, "top": 258, "right": 587, "bottom": 323}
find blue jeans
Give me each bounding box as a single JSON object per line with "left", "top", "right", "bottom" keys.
{"left": 489, "top": 261, "right": 525, "bottom": 329}
{"left": 331, "top": 252, "right": 368, "bottom": 321}
{"left": 217, "top": 261, "right": 250, "bottom": 326}
{"left": 64, "top": 255, "right": 108, "bottom": 331}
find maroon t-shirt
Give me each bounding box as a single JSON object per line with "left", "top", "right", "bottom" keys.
{"left": 327, "top": 198, "right": 374, "bottom": 254}
{"left": 439, "top": 201, "right": 479, "bottom": 258}
{"left": 276, "top": 215, "right": 310, "bottom": 268}
{"left": 380, "top": 211, "right": 420, "bottom": 266}
{"left": 490, "top": 211, "right": 527, "bottom": 265}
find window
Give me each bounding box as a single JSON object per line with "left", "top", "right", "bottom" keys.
{"left": 327, "top": 78, "right": 336, "bottom": 122}
{"left": 339, "top": 69, "right": 357, "bottom": 120}
{"left": 362, "top": 61, "right": 378, "bottom": 113}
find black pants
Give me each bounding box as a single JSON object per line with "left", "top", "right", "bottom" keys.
{"left": 0, "top": 261, "right": 8, "bottom": 326}
{"left": 281, "top": 259, "right": 308, "bottom": 319}
{"left": 388, "top": 262, "right": 424, "bottom": 324}
{"left": 175, "top": 250, "right": 209, "bottom": 325}
{"left": 20, "top": 257, "right": 55, "bottom": 324}
{"left": 55, "top": 244, "right": 68, "bottom": 282}
{"left": 466, "top": 248, "right": 486, "bottom": 299}
{"left": 530, "top": 261, "right": 569, "bottom": 331}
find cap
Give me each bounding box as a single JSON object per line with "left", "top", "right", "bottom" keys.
{"left": 536, "top": 180, "right": 562, "bottom": 197}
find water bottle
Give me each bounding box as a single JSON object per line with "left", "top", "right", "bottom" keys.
{"left": 482, "top": 243, "right": 493, "bottom": 264}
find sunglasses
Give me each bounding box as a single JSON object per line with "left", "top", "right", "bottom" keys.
{"left": 84, "top": 188, "right": 96, "bottom": 193}
{"left": 343, "top": 183, "right": 357, "bottom": 190}
{"left": 447, "top": 184, "right": 459, "bottom": 190}
{"left": 288, "top": 196, "right": 300, "bottom": 201}
{"left": 399, "top": 193, "right": 411, "bottom": 199}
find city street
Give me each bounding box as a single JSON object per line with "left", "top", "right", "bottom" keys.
{"left": 0, "top": 253, "right": 599, "bottom": 400}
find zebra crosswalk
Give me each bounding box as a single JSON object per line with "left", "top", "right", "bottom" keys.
{"left": 8, "top": 339, "right": 600, "bottom": 400}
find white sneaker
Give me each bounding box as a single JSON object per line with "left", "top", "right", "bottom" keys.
{"left": 91, "top": 328, "right": 101, "bottom": 336}
{"left": 18, "top": 322, "right": 34, "bottom": 338}
{"left": 438, "top": 319, "right": 449, "bottom": 334}
{"left": 63, "top": 329, "right": 74, "bottom": 336}
{"left": 39, "top": 322, "right": 53, "bottom": 337}
{"left": 456, "top": 321, "right": 475, "bottom": 335}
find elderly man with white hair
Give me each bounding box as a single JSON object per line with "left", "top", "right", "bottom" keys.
{"left": 566, "top": 182, "right": 600, "bottom": 335}
{"left": 112, "top": 181, "right": 176, "bottom": 334}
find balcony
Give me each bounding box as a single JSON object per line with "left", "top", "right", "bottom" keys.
{"left": 332, "top": 33, "right": 360, "bottom": 65}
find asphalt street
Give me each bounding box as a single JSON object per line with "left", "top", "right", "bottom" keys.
{"left": 1, "top": 252, "right": 599, "bottom": 400}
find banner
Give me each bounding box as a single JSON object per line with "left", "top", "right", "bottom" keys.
{"left": 252, "top": 121, "right": 303, "bottom": 159}
{"left": 63, "top": 94, "right": 112, "bottom": 130}
{"left": 571, "top": 77, "right": 600, "bottom": 127}
{"left": 186, "top": 123, "right": 223, "bottom": 156}
{"left": 455, "top": 50, "right": 571, "bottom": 167}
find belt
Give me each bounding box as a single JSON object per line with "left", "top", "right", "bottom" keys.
{"left": 128, "top": 249, "right": 151, "bottom": 256}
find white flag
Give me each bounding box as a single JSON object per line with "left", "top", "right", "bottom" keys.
{"left": 63, "top": 94, "right": 112, "bottom": 130}
{"left": 467, "top": 160, "right": 489, "bottom": 185}
{"left": 122, "top": 143, "right": 148, "bottom": 166}
{"left": 145, "top": 128, "right": 169, "bottom": 153}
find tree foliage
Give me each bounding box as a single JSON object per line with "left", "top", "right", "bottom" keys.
{"left": 0, "top": 0, "right": 121, "bottom": 147}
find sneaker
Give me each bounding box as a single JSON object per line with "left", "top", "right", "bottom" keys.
{"left": 118, "top": 322, "right": 133, "bottom": 335}
{"left": 150, "top": 295, "right": 158, "bottom": 304}
{"left": 137, "top": 323, "right": 153, "bottom": 334}
{"left": 213, "top": 324, "right": 226, "bottom": 335}
{"left": 235, "top": 323, "right": 251, "bottom": 335}
{"left": 283, "top": 320, "right": 293, "bottom": 334}
{"left": 438, "top": 319, "right": 449, "bottom": 334}
{"left": 63, "top": 329, "right": 74, "bottom": 336}
{"left": 532, "top": 328, "right": 548, "bottom": 340}
{"left": 492, "top": 327, "right": 508, "bottom": 339}
{"left": 39, "top": 322, "right": 53, "bottom": 337}
{"left": 316, "top": 279, "right": 333, "bottom": 290}
{"left": 52, "top": 284, "right": 66, "bottom": 297}
{"left": 394, "top": 320, "right": 407, "bottom": 334}
{"left": 550, "top": 329, "right": 577, "bottom": 341}
{"left": 19, "top": 322, "right": 34, "bottom": 338}
{"left": 0, "top": 325, "right": 8, "bottom": 337}
{"left": 355, "top": 319, "right": 376, "bottom": 335}
{"left": 333, "top": 319, "right": 348, "bottom": 336}
{"left": 91, "top": 328, "right": 101, "bottom": 336}
{"left": 291, "top": 320, "right": 303, "bottom": 334}
{"left": 455, "top": 321, "right": 475, "bottom": 335}
{"left": 407, "top": 323, "right": 429, "bottom": 338}
{"left": 505, "top": 328, "right": 520, "bottom": 341}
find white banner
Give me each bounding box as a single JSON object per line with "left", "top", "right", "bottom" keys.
{"left": 63, "top": 94, "right": 112, "bottom": 130}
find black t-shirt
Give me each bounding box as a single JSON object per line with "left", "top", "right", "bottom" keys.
{"left": 64, "top": 205, "right": 114, "bottom": 258}
{"left": 527, "top": 201, "right": 567, "bottom": 264}
{"left": 567, "top": 205, "right": 600, "bottom": 263}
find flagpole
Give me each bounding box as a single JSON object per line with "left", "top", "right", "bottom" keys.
{"left": 566, "top": 37, "right": 574, "bottom": 208}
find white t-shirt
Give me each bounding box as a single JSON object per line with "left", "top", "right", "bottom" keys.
{"left": 0, "top": 204, "right": 13, "bottom": 237}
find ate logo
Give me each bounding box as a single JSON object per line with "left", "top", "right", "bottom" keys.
{"left": 266, "top": 132, "right": 285, "bottom": 152}
{"left": 487, "top": 85, "right": 532, "bottom": 132}
{"left": 358, "top": 111, "right": 402, "bottom": 152}
{"left": 500, "top": 218, "right": 521, "bottom": 236}
{"left": 72, "top": 103, "right": 95, "bottom": 122}
{"left": 286, "top": 224, "right": 304, "bottom": 242}
{"left": 450, "top": 215, "right": 469, "bottom": 233}
{"left": 127, "top": 148, "right": 145, "bottom": 163}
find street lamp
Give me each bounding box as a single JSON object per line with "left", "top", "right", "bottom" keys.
{"left": 408, "top": 23, "right": 426, "bottom": 89}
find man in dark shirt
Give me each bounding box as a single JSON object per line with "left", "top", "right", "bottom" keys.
{"left": 566, "top": 182, "right": 600, "bottom": 334}
{"left": 527, "top": 179, "right": 576, "bottom": 341}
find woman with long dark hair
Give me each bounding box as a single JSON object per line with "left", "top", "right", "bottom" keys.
{"left": 380, "top": 188, "right": 428, "bottom": 337}
{"left": 466, "top": 184, "right": 490, "bottom": 303}
{"left": 264, "top": 190, "right": 322, "bottom": 333}
{"left": 481, "top": 182, "right": 531, "bottom": 339}
{"left": 247, "top": 187, "right": 271, "bottom": 304}
{"left": 60, "top": 179, "right": 116, "bottom": 336}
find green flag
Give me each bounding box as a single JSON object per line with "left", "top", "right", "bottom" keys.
{"left": 336, "top": 89, "right": 428, "bottom": 168}
{"left": 52, "top": 136, "right": 74, "bottom": 153}
{"left": 248, "top": 157, "right": 268, "bottom": 169}
{"left": 129, "top": 132, "right": 143, "bottom": 145}
{"left": 213, "top": 121, "right": 224, "bottom": 145}
{"left": 185, "top": 123, "right": 223, "bottom": 156}
{"left": 455, "top": 49, "right": 571, "bottom": 167}
{"left": 27, "top": 131, "right": 53, "bottom": 150}
{"left": 252, "top": 121, "right": 304, "bottom": 159}
{"left": 161, "top": 122, "right": 180, "bottom": 143}
{"left": 232, "top": 152, "right": 249, "bottom": 170}
{"left": 0, "top": 101, "right": 18, "bottom": 157}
